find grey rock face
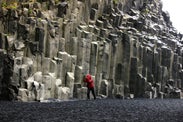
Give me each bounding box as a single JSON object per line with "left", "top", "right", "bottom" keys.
{"left": 0, "top": 0, "right": 183, "bottom": 101}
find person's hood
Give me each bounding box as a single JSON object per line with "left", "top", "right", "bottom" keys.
{"left": 86, "top": 74, "right": 91, "bottom": 80}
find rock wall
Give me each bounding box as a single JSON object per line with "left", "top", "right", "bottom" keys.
{"left": 0, "top": 0, "right": 183, "bottom": 101}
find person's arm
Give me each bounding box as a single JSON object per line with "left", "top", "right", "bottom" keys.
{"left": 88, "top": 79, "right": 93, "bottom": 83}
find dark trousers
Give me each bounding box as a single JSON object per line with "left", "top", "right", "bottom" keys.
{"left": 87, "top": 87, "right": 96, "bottom": 99}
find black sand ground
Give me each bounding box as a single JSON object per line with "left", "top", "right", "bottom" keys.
{"left": 1, "top": 99, "right": 183, "bottom": 122}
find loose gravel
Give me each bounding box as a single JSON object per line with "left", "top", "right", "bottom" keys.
{"left": 1, "top": 99, "right": 183, "bottom": 122}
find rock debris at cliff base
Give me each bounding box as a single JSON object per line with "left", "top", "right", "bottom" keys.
{"left": 0, "top": 0, "right": 183, "bottom": 101}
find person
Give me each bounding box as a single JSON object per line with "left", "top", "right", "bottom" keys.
{"left": 84, "top": 74, "right": 96, "bottom": 100}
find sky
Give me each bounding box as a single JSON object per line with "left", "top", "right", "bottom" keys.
{"left": 161, "top": 0, "right": 183, "bottom": 33}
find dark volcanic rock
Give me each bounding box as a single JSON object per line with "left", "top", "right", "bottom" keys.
{"left": 0, "top": 0, "right": 183, "bottom": 101}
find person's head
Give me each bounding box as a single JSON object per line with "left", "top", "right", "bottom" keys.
{"left": 86, "top": 74, "right": 91, "bottom": 80}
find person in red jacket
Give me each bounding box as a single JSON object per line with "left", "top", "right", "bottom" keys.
{"left": 84, "top": 74, "right": 96, "bottom": 100}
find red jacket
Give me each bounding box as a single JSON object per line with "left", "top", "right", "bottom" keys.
{"left": 84, "top": 74, "right": 94, "bottom": 88}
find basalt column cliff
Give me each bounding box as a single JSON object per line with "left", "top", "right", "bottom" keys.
{"left": 0, "top": 0, "right": 183, "bottom": 101}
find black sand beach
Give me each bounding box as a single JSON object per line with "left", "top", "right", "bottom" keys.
{"left": 1, "top": 99, "right": 183, "bottom": 122}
